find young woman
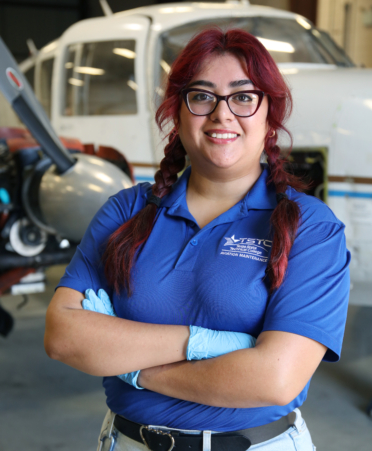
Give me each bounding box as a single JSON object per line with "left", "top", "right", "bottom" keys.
{"left": 45, "top": 29, "right": 350, "bottom": 451}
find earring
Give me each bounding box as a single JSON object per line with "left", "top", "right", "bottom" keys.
{"left": 269, "top": 130, "right": 276, "bottom": 138}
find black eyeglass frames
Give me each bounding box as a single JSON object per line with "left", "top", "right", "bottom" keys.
{"left": 181, "top": 88, "right": 265, "bottom": 118}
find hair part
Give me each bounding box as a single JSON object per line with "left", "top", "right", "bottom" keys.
{"left": 104, "top": 27, "right": 305, "bottom": 294}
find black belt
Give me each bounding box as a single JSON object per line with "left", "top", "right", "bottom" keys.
{"left": 113, "top": 411, "right": 296, "bottom": 451}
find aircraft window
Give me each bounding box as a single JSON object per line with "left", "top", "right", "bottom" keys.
{"left": 156, "top": 16, "right": 354, "bottom": 98}
{"left": 40, "top": 58, "right": 54, "bottom": 118}
{"left": 24, "top": 66, "right": 35, "bottom": 90}
{"left": 63, "top": 40, "right": 137, "bottom": 116}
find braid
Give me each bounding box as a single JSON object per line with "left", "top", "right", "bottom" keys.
{"left": 265, "top": 133, "right": 305, "bottom": 291}
{"left": 153, "top": 130, "right": 186, "bottom": 198}
{"left": 104, "top": 129, "right": 186, "bottom": 295}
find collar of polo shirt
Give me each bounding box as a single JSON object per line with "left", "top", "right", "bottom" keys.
{"left": 160, "top": 164, "right": 279, "bottom": 215}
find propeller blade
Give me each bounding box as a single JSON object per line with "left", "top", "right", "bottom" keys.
{"left": 0, "top": 37, "right": 75, "bottom": 174}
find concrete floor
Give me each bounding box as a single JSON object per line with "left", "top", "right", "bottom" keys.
{"left": 0, "top": 265, "right": 371, "bottom": 451}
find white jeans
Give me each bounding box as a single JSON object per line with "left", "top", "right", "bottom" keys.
{"left": 97, "top": 408, "right": 316, "bottom": 451}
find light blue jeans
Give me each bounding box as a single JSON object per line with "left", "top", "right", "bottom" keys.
{"left": 97, "top": 408, "right": 316, "bottom": 451}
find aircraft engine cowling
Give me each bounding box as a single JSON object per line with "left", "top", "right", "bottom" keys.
{"left": 35, "top": 153, "right": 132, "bottom": 242}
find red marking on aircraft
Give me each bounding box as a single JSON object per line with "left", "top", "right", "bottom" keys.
{"left": 6, "top": 68, "right": 23, "bottom": 90}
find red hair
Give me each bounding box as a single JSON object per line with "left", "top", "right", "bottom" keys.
{"left": 104, "top": 28, "right": 305, "bottom": 294}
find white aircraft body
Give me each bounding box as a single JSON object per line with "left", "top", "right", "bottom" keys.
{"left": 1, "top": 1, "right": 371, "bottom": 300}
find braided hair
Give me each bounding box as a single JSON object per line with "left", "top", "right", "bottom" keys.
{"left": 103, "top": 130, "right": 186, "bottom": 295}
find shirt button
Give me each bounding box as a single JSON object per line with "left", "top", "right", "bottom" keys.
{"left": 190, "top": 239, "right": 198, "bottom": 246}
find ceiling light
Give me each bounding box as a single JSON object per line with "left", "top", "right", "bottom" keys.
{"left": 257, "top": 38, "right": 295, "bottom": 53}
{"left": 127, "top": 80, "right": 138, "bottom": 91}
{"left": 68, "top": 78, "right": 84, "bottom": 86}
{"left": 74, "top": 66, "right": 105, "bottom": 75}
{"left": 113, "top": 48, "right": 136, "bottom": 59}
{"left": 160, "top": 60, "right": 171, "bottom": 74}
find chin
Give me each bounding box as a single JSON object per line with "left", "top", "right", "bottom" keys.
{"left": 211, "top": 155, "right": 262, "bottom": 174}
{"left": 204, "top": 151, "right": 238, "bottom": 166}
{"left": 210, "top": 159, "right": 242, "bottom": 172}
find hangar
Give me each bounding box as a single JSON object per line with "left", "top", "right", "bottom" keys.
{"left": 0, "top": 2, "right": 371, "bottom": 450}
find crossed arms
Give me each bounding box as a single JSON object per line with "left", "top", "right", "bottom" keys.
{"left": 45, "top": 286, "right": 327, "bottom": 408}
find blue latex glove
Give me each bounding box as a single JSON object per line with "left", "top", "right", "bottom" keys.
{"left": 187, "top": 325, "right": 256, "bottom": 360}
{"left": 82, "top": 289, "right": 116, "bottom": 316}
{"left": 82, "top": 289, "right": 143, "bottom": 390}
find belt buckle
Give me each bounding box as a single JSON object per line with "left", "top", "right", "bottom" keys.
{"left": 140, "top": 425, "right": 175, "bottom": 451}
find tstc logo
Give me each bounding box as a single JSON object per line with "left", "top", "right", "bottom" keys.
{"left": 224, "top": 235, "right": 272, "bottom": 248}
{"left": 221, "top": 235, "right": 272, "bottom": 262}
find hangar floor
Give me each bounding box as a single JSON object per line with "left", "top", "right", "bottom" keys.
{"left": 0, "top": 265, "right": 371, "bottom": 451}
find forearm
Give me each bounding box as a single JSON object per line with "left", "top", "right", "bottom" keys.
{"left": 139, "top": 348, "right": 280, "bottom": 408}
{"left": 139, "top": 331, "right": 326, "bottom": 408}
{"left": 44, "top": 291, "right": 189, "bottom": 376}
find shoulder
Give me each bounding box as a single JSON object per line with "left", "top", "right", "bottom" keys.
{"left": 82, "top": 182, "right": 153, "bottom": 242}
{"left": 78, "top": 182, "right": 153, "bottom": 256}
{"left": 288, "top": 187, "right": 344, "bottom": 230}
{"left": 286, "top": 189, "right": 348, "bottom": 262}
{"left": 103, "top": 182, "right": 153, "bottom": 224}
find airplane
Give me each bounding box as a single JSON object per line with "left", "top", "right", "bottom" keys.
{"left": 0, "top": 0, "right": 371, "bottom": 304}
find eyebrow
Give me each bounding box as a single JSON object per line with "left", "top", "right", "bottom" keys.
{"left": 229, "top": 79, "right": 253, "bottom": 88}
{"left": 187, "top": 80, "right": 216, "bottom": 88}
{"left": 187, "top": 79, "right": 253, "bottom": 89}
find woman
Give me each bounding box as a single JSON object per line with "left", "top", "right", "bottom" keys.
{"left": 45, "top": 29, "right": 350, "bottom": 450}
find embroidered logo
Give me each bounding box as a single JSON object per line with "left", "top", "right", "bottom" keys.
{"left": 221, "top": 236, "right": 272, "bottom": 262}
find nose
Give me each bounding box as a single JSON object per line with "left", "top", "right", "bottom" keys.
{"left": 209, "top": 99, "right": 235, "bottom": 122}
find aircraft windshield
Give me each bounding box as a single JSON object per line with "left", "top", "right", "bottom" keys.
{"left": 157, "top": 16, "right": 354, "bottom": 97}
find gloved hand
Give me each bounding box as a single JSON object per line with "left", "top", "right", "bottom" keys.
{"left": 82, "top": 289, "right": 143, "bottom": 389}
{"left": 187, "top": 325, "right": 256, "bottom": 360}
{"left": 82, "top": 288, "right": 116, "bottom": 316}
{"left": 117, "top": 370, "right": 143, "bottom": 389}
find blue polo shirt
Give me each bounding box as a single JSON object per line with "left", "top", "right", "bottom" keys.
{"left": 57, "top": 164, "right": 350, "bottom": 431}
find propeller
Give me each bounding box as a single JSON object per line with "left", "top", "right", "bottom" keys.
{"left": 0, "top": 37, "right": 75, "bottom": 174}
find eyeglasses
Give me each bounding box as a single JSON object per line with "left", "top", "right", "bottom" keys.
{"left": 181, "top": 88, "right": 265, "bottom": 117}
